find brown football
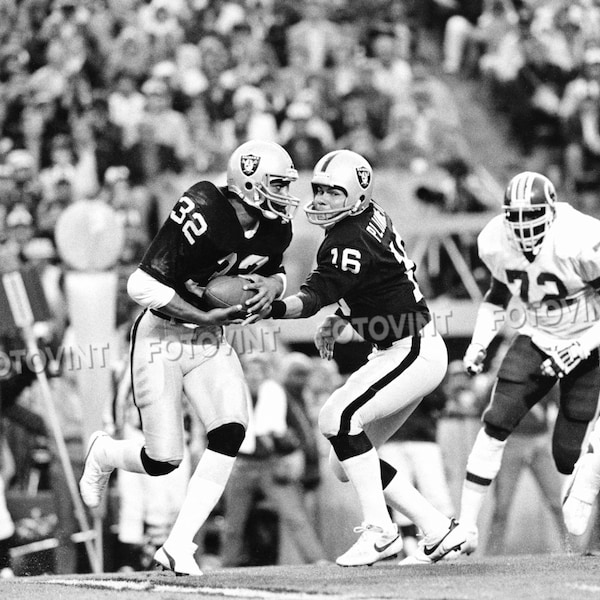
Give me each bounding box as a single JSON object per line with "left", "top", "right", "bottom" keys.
{"left": 203, "top": 275, "right": 256, "bottom": 309}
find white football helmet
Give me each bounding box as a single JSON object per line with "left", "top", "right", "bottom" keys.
{"left": 227, "top": 140, "right": 299, "bottom": 221}
{"left": 305, "top": 150, "right": 373, "bottom": 227}
{"left": 503, "top": 171, "right": 556, "bottom": 255}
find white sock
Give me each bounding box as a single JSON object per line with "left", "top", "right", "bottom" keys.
{"left": 383, "top": 475, "right": 448, "bottom": 538}
{"left": 460, "top": 429, "right": 506, "bottom": 526}
{"left": 102, "top": 438, "right": 145, "bottom": 473}
{"left": 459, "top": 481, "right": 488, "bottom": 528}
{"left": 571, "top": 452, "right": 600, "bottom": 504}
{"left": 341, "top": 447, "right": 394, "bottom": 530}
{"left": 165, "top": 449, "right": 235, "bottom": 548}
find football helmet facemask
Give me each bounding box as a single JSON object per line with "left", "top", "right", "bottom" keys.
{"left": 503, "top": 171, "right": 556, "bottom": 255}
{"left": 305, "top": 150, "right": 373, "bottom": 227}
{"left": 227, "top": 141, "right": 299, "bottom": 221}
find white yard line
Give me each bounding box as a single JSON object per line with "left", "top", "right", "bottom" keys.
{"left": 44, "top": 578, "right": 355, "bottom": 599}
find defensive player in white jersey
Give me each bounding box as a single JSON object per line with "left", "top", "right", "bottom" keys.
{"left": 460, "top": 171, "right": 600, "bottom": 553}
{"left": 254, "top": 150, "right": 468, "bottom": 566}
{"left": 79, "top": 140, "right": 300, "bottom": 576}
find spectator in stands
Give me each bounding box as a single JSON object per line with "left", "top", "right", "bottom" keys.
{"left": 280, "top": 102, "right": 331, "bottom": 170}
{"left": 108, "top": 72, "right": 146, "bottom": 149}
{"left": 506, "top": 30, "right": 571, "bottom": 163}
{"left": 368, "top": 28, "right": 413, "bottom": 105}
{"left": 224, "top": 85, "right": 279, "bottom": 149}
{"left": 35, "top": 176, "right": 74, "bottom": 245}
{"left": 561, "top": 46, "right": 600, "bottom": 199}
{"left": 83, "top": 93, "right": 126, "bottom": 186}
{"left": 224, "top": 22, "right": 279, "bottom": 91}
{"left": 138, "top": 0, "right": 185, "bottom": 65}
{"left": 186, "top": 95, "right": 229, "bottom": 173}
{"left": 470, "top": 0, "right": 518, "bottom": 79}
{"left": 278, "top": 353, "right": 329, "bottom": 565}
{"left": 106, "top": 26, "right": 152, "bottom": 85}
{"left": 221, "top": 353, "right": 327, "bottom": 567}
{"left": 2, "top": 150, "right": 43, "bottom": 218}
{"left": 437, "top": 0, "right": 485, "bottom": 75}
{"left": 21, "top": 89, "right": 70, "bottom": 175}
{"left": 38, "top": 134, "right": 77, "bottom": 200}
{"left": 132, "top": 77, "right": 193, "bottom": 179}
{"left": 278, "top": 42, "right": 316, "bottom": 111}
{"left": 174, "top": 44, "right": 208, "bottom": 102}
{"left": 0, "top": 45, "right": 30, "bottom": 148}
{"left": 197, "top": 33, "right": 234, "bottom": 124}
{"left": 477, "top": 6, "right": 532, "bottom": 111}
{"left": 325, "top": 29, "right": 365, "bottom": 100}
{"left": 286, "top": 1, "right": 340, "bottom": 75}
{"left": 100, "top": 166, "right": 152, "bottom": 267}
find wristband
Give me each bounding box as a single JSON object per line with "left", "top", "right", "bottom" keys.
{"left": 269, "top": 299, "right": 287, "bottom": 319}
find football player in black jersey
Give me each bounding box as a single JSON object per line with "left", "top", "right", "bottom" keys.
{"left": 254, "top": 150, "right": 468, "bottom": 566}
{"left": 79, "top": 140, "right": 300, "bottom": 575}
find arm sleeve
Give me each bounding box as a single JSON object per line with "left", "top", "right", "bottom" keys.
{"left": 470, "top": 278, "right": 510, "bottom": 350}
{"left": 484, "top": 277, "right": 511, "bottom": 308}
{"left": 127, "top": 268, "right": 176, "bottom": 309}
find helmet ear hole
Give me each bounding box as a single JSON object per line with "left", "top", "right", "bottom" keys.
{"left": 244, "top": 182, "right": 253, "bottom": 190}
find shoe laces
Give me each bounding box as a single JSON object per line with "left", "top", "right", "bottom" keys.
{"left": 353, "top": 523, "right": 385, "bottom": 535}
{"left": 351, "top": 523, "right": 397, "bottom": 546}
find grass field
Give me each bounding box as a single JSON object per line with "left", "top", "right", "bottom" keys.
{"left": 1, "top": 553, "right": 600, "bottom": 600}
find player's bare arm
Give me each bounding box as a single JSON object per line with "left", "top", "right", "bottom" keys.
{"left": 127, "top": 267, "right": 243, "bottom": 326}
{"left": 159, "top": 293, "right": 244, "bottom": 326}
{"left": 464, "top": 277, "right": 511, "bottom": 375}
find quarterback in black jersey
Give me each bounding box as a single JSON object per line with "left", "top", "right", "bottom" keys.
{"left": 259, "top": 150, "right": 468, "bottom": 566}
{"left": 79, "top": 140, "right": 300, "bottom": 575}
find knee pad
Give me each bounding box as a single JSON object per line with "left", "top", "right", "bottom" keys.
{"left": 318, "top": 396, "right": 343, "bottom": 438}
{"left": 329, "top": 431, "right": 372, "bottom": 461}
{"left": 206, "top": 422, "right": 246, "bottom": 457}
{"left": 140, "top": 447, "right": 180, "bottom": 476}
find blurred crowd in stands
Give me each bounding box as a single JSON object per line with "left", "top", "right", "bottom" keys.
{"left": 1, "top": 0, "right": 599, "bottom": 576}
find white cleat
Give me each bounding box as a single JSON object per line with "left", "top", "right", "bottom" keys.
{"left": 562, "top": 453, "right": 600, "bottom": 536}
{"left": 154, "top": 543, "right": 203, "bottom": 576}
{"left": 562, "top": 496, "right": 594, "bottom": 536}
{"left": 336, "top": 523, "right": 403, "bottom": 567}
{"left": 79, "top": 431, "right": 113, "bottom": 509}
{"left": 461, "top": 525, "right": 479, "bottom": 555}
{"left": 399, "top": 519, "right": 467, "bottom": 565}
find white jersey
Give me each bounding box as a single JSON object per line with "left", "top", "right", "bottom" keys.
{"left": 478, "top": 202, "right": 600, "bottom": 345}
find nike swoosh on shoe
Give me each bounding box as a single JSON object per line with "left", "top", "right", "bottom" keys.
{"left": 423, "top": 519, "right": 459, "bottom": 556}
{"left": 374, "top": 533, "right": 401, "bottom": 553}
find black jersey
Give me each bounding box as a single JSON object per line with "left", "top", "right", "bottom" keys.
{"left": 139, "top": 181, "right": 292, "bottom": 311}
{"left": 300, "top": 201, "right": 430, "bottom": 347}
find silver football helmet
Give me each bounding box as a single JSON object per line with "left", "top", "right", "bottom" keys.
{"left": 226, "top": 140, "right": 299, "bottom": 221}
{"left": 305, "top": 150, "right": 373, "bottom": 227}
{"left": 503, "top": 171, "right": 556, "bottom": 255}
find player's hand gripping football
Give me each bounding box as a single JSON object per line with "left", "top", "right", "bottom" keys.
{"left": 463, "top": 343, "right": 487, "bottom": 376}
{"left": 314, "top": 315, "right": 346, "bottom": 361}
{"left": 205, "top": 304, "right": 249, "bottom": 325}
{"left": 241, "top": 274, "right": 282, "bottom": 323}
{"left": 540, "top": 340, "right": 588, "bottom": 378}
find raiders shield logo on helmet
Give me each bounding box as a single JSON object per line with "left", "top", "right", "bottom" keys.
{"left": 356, "top": 167, "right": 371, "bottom": 189}
{"left": 241, "top": 154, "right": 261, "bottom": 176}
